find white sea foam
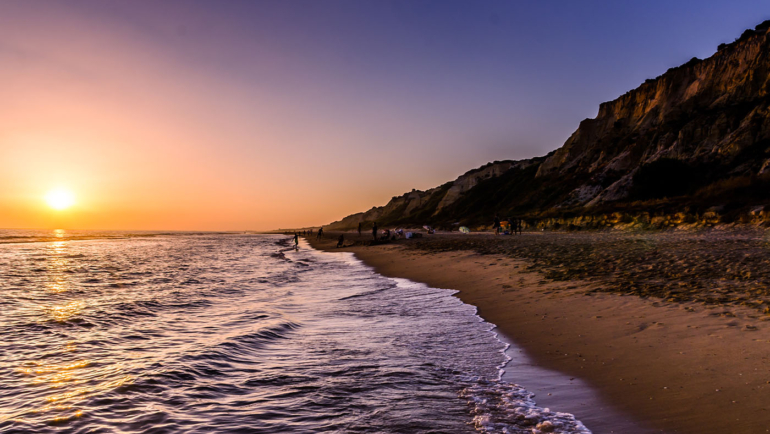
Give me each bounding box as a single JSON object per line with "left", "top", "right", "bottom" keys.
{"left": 461, "top": 380, "right": 591, "bottom": 433}
{"left": 323, "top": 251, "right": 592, "bottom": 434}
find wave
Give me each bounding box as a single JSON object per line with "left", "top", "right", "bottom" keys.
{"left": 461, "top": 380, "right": 590, "bottom": 433}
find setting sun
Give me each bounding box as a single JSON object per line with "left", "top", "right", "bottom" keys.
{"left": 45, "top": 188, "right": 76, "bottom": 210}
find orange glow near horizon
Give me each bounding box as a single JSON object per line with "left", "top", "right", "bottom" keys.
{"left": 0, "top": 29, "right": 451, "bottom": 231}
{"left": 0, "top": 2, "right": 531, "bottom": 232}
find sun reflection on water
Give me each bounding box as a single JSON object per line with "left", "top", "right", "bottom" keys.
{"left": 17, "top": 360, "right": 90, "bottom": 375}
{"left": 43, "top": 301, "right": 86, "bottom": 322}
{"left": 14, "top": 356, "right": 134, "bottom": 423}
{"left": 44, "top": 374, "right": 133, "bottom": 404}
{"left": 45, "top": 241, "right": 71, "bottom": 293}
{"left": 1, "top": 232, "right": 155, "bottom": 429}
{"left": 12, "top": 234, "right": 129, "bottom": 424}
{"left": 46, "top": 281, "right": 67, "bottom": 294}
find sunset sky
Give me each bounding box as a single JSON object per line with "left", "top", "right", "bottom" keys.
{"left": 2, "top": 0, "right": 769, "bottom": 231}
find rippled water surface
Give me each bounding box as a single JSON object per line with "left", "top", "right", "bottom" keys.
{"left": 0, "top": 232, "right": 588, "bottom": 433}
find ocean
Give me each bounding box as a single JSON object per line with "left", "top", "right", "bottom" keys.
{"left": 0, "top": 231, "right": 589, "bottom": 433}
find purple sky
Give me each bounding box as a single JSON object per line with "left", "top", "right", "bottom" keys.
{"left": 2, "top": 1, "right": 769, "bottom": 230}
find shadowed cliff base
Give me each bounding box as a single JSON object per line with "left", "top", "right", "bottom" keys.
{"left": 327, "top": 20, "right": 770, "bottom": 232}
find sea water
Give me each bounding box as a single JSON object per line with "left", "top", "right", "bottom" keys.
{"left": 0, "top": 232, "right": 589, "bottom": 433}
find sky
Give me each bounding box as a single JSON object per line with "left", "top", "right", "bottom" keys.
{"left": 1, "top": 0, "right": 769, "bottom": 231}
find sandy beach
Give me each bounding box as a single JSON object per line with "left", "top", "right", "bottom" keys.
{"left": 306, "top": 230, "right": 770, "bottom": 434}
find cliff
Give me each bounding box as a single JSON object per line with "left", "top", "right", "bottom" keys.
{"left": 327, "top": 21, "right": 770, "bottom": 230}
{"left": 326, "top": 159, "right": 537, "bottom": 230}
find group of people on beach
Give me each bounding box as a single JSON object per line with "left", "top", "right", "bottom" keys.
{"left": 293, "top": 216, "right": 524, "bottom": 250}
{"left": 493, "top": 215, "right": 523, "bottom": 235}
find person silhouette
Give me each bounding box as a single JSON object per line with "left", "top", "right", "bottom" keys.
{"left": 372, "top": 222, "right": 378, "bottom": 240}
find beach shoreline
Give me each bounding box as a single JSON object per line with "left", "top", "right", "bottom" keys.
{"left": 306, "top": 231, "right": 770, "bottom": 434}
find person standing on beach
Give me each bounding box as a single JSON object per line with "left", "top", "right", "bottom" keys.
{"left": 358, "top": 222, "right": 362, "bottom": 237}
{"left": 293, "top": 232, "right": 299, "bottom": 248}
{"left": 372, "top": 222, "right": 378, "bottom": 240}
{"left": 493, "top": 215, "right": 501, "bottom": 235}
{"left": 317, "top": 228, "right": 324, "bottom": 239}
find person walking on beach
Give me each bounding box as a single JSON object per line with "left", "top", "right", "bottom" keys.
{"left": 372, "top": 222, "right": 378, "bottom": 240}
{"left": 493, "top": 215, "right": 501, "bottom": 235}
{"left": 293, "top": 232, "right": 299, "bottom": 248}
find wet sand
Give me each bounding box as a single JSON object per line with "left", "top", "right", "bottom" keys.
{"left": 306, "top": 231, "right": 770, "bottom": 434}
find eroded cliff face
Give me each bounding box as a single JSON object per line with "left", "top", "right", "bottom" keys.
{"left": 434, "top": 160, "right": 538, "bottom": 213}
{"left": 537, "top": 23, "right": 770, "bottom": 205}
{"left": 326, "top": 160, "right": 526, "bottom": 229}
{"left": 326, "top": 22, "right": 770, "bottom": 230}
